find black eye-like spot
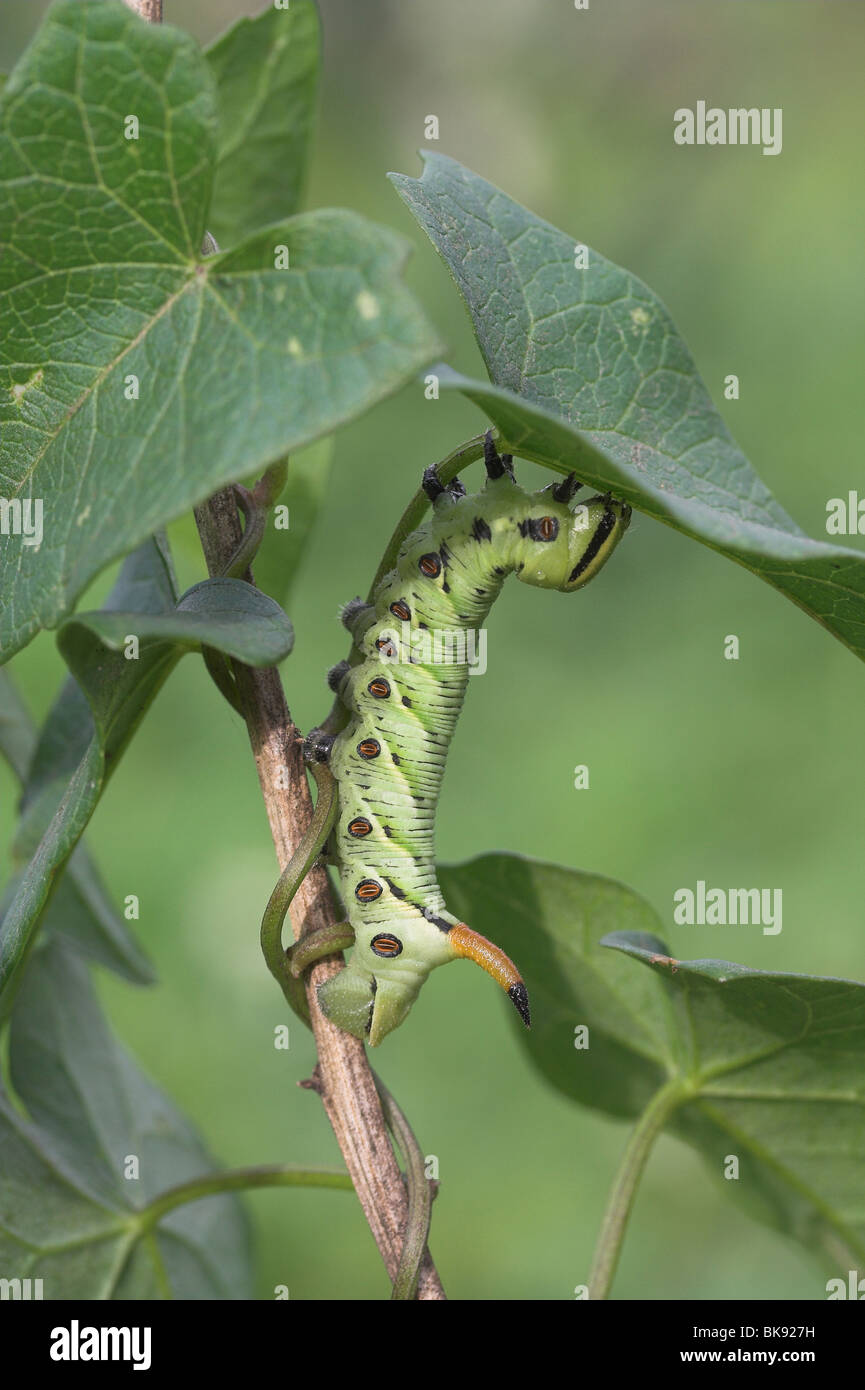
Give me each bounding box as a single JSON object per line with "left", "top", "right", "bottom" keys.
{"left": 371, "top": 933, "right": 403, "bottom": 958}
{"left": 374, "top": 635, "right": 398, "bottom": 658}
{"left": 368, "top": 678, "right": 390, "bottom": 699}
{"left": 390, "top": 600, "right": 411, "bottom": 622}
{"left": 357, "top": 738, "right": 381, "bottom": 759}
{"left": 356, "top": 879, "right": 383, "bottom": 902}
{"left": 348, "top": 817, "right": 372, "bottom": 838}
{"left": 401, "top": 695, "right": 412, "bottom": 708}
{"left": 519, "top": 516, "right": 559, "bottom": 542}
{"left": 419, "top": 552, "right": 441, "bottom": 578}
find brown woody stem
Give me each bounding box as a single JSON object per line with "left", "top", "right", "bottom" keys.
{"left": 126, "top": 0, "right": 445, "bottom": 1302}
{"left": 122, "top": 0, "right": 162, "bottom": 20}
{"left": 194, "top": 492, "right": 445, "bottom": 1299}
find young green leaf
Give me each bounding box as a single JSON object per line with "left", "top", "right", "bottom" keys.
{"left": 441, "top": 853, "right": 865, "bottom": 1275}
{"left": 205, "top": 0, "right": 319, "bottom": 248}
{"left": 0, "top": 671, "right": 153, "bottom": 984}
{"left": 0, "top": 937, "right": 251, "bottom": 1299}
{"left": 15, "top": 536, "right": 178, "bottom": 864}
{"left": 0, "top": 543, "right": 293, "bottom": 1006}
{"left": 60, "top": 576, "right": 295, "bottom": 678}
{"left": 0, "top": 0, "right": 439, "bottom": 661}
{"left": 0, "top": 670, "right": 35, "bottom": 783}
{"left": 391, "top": 153, "right": 865, "bottom": 663}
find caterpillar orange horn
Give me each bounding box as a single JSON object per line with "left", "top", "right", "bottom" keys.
{"left": 448, "top": 924, "right": 531, "bottom": 1027}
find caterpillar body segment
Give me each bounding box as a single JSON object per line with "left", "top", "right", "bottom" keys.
{"left": 316, "top": 440, "right": 631, "bottom": 1044}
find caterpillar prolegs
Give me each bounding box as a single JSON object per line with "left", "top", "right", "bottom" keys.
{"left": 309, "top": 435, "right": 630, "bottom": 1045}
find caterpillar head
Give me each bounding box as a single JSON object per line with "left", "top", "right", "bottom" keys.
{"left": 514, "top": 488, "right": 631, "bottom": 593}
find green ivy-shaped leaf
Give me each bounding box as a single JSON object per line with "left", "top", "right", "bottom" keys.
{"left": 0, "top": 936, "right": 251, "bottom": 1299}
{"left": 441, "top": 854, "right": 865, "bottom": 1278}
{"left": 0, "top": 0, "right": 439, "bottom": 661}
{"left": 205, "top": 0, "right": 319, "bottom": 248}
{"left": 392, "top": 153, "right": 865, "bottom": 663}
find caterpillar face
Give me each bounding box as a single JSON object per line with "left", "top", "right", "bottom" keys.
{"left": 513, "top": 491, "right": 631, "bottom": 592}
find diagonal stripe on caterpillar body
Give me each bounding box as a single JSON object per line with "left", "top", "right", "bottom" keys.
{"left": 308, "top": 435, "right": 630, "bottom": 1045}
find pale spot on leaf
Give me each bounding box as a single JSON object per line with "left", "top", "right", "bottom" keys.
{"left": 355, "top": 290, "right": 380, "bottom": 320}
{"left": 11, "top": 369, "right": 44, "bottom": 402}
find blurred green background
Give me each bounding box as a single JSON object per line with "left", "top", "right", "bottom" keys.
{"left": 2, "top": 0, "right": 864, "bottom": 1300}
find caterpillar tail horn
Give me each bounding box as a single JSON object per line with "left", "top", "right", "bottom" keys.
{"left": 448, "top": 924, "right": 531, "bottom": 1027}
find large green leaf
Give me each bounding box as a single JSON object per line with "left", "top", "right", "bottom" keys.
{"left": 441, "top": 854, "right": 865, "bottom": 1273}
{"left": 0, "top": 936, "right": 251, "bottom": 1299}
{"left": 205, "top": 0, "right": 319, "bottom": 248}
{"left": 32, "top": 846, "right": 154, "bottom": 985}
{"left": 0, "top": 0, "right": 439, "bottom": 661}
{"left": 0, "top": 540, "right": 293, "bottom": 1005}
{"left": 391, "top": 153, "right": 865, "bottom": 663}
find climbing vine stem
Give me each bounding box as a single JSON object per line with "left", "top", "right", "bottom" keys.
{"left": 137, "top": 1165, "right": 353, "bottom": 1232}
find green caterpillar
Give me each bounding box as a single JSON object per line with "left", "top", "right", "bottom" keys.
{"left": 305, "top": 435, "right": 630, "bottom": 1045}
